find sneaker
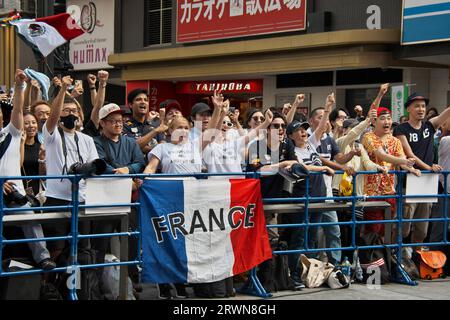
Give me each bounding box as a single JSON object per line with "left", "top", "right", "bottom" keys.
{"left": 174, "top": 284, "right": 189, "bottom": 299}
{"left": 38, "top": 258, "right": 56, "bottom": 271}
{"left": 158, "top": 284, "right": 173, "bottom": 299}
{"left": 291, "top": 276, "right": 306, "bottom": 290}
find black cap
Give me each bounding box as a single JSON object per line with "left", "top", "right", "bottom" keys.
{"left": 343, "top": 118, "right": 359, "bottom": 129}
{"left": 286, "top": 121, "right": 310, "bottom": 135}
{"left": 190, "top": 102, "right": 211, "bottom": 117}
{"left": 405, "top": 93, "right": 429, "bottom": 109}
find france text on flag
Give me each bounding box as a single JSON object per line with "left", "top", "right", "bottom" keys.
{"left": 139, "top": 178, "right": 272, "bottom": 284}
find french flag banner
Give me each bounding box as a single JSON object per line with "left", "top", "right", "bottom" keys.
{"left": 140, "top": 178, "right": 272, "bottom": 284}
{"left": 11, "top": 13, "right": 84, "bottom": 57}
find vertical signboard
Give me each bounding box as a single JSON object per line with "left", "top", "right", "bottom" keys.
{"left": 391, "top": 85, "right": 409, "bottom": 122}
{"left": 402, "top": 0, "right": 450, "bottom": 45}
{"left": 67, "top": 0, "right": 115, "bottom": 70}
{"left": 177, "top": 0, "right": 307, "bottom": 43}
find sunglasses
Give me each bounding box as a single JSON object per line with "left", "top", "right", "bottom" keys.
{"left": 252, "top": 116, "right": 265, "bottom": 122}
{"left": 271, "top": 123, "right": 286, "bottom": 129}
{"left": 223, "top": 121, "right": 233, "bottom": 127}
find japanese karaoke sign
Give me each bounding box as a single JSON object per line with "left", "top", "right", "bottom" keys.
{"left": 177, "top": 0, "right": 307, "bottom": 43}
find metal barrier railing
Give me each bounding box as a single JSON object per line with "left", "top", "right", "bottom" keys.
{"left": 1, "top": 170, "right": 450, "bottom": 299}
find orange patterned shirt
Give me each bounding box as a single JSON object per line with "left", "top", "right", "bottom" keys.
{"left": 361, "top": 132, "right": 405, "bottom": 196}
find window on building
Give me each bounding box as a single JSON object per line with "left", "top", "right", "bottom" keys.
{"left": 346, "top": 88, "right": 391, "bottom": 118}
{"left": 277, "top": 71, "right": 334, "bottom": 88}
{"left": 337, "top": 68, "right": 403, "bottom": 86}
{"left": 145, "top": 0, "right": 172, "bottom": 46}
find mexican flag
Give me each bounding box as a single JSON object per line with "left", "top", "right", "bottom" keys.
{"left": 10, "top": 13, "right": 84, "bottom": 57}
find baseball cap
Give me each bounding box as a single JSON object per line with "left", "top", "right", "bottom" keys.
{"left": 190, "top": 102, "right": 211, "bottom": 117}
{"left": 377, "top": 107, "right": 391, "bottom": 117}
{"left": 405, "top": 93, "right": 429, "bottom": 109}
{"left": 160, "top": 99, "right": 181, "bottom": 113}
{"left": 99, "top": 103, "right": 124, "bottom": 120}
{"left": 343, "top": 118, "right": 359, "bottom": 129}
{"left": 286, "top": 121, "right": 310, "bottom": 135}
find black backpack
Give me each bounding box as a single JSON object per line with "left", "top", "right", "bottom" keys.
{"left": 56, "top": 248, "right": 103, "bottom": 300}
{"left": 257, "top": 242, "right": 294, "bottom": 293}
{"left": 357, "top": 233, "right": 391, "bottom": 284}
{"left": 1, "top": 258, "right": 41, "bottom": 300}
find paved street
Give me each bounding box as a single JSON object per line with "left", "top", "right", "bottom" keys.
{"left": 139, "top": 279, "right": 450, "bottom": 300}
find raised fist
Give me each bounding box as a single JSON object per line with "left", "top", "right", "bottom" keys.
{"left": 87, "top": 74, "right": 97, "bottom": 86}
{"left": 98, "top": 70, "right": 109, "bottom": 83}
{"left": 61, "top": 76, "right": 73, "bottom": 88}
{"left": 15, "top": 69, "right": 27, "bottom": 85}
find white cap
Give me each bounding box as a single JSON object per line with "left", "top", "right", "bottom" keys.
{"left": 99, "top": 103, "right": 124, "bottom": 120}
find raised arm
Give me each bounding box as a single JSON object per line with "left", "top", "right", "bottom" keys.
{"left": 90, "top": 70, "right": 109, "bottom": 129}
{"left": 11, "top": 69, "right": 27, "bottom": 131}
{"left": 229, "top": 109, "right": 246, "bottom": 136}
{"left": 370, "top": 83, "right": 389, "bottom": 111}
{"left": 286, "top": 94, "right": 305, "bottom": 125}
{"left": 136, "top": 108, "right": 168, "bottom": 152}
{"left": 313, "top": 93, "right": 334, "bottom": 143}
{"left": 245, "top": 109, "right": 273, "bottom": 143}
{"left": 431, "top": 105, "right": 450, "bottom": 129}
{"left": 202, "top": 90, "right": 226, "bottom": 149}
{"left": 87, "top": 73, "right": 98, "bottom": 107}
{"left": 46, "top": 76, "right": 72, "bottom": 134}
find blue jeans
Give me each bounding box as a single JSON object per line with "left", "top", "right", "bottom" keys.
{"left": 320, "top": 211, "right": 341, "bottom": 265}
{"left": 6, "top": 203, "right": 51, "bottom": 263}
{"left": 280, "top": 211, "right": 322, "bottom": 279}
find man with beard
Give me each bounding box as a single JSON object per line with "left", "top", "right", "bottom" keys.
{"left": 42, "top": 75, "right": 99, "bottom": 260}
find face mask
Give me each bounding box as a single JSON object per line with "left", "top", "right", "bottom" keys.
{"left": 60, "top": 114, "right": 78, "bottom": 130}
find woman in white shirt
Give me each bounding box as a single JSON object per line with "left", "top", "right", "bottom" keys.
{"left": 144, "top": 116, "right": 202, "bottom": 174}
{"left": 203, "top": 105, "right": 274, "bottom": 174}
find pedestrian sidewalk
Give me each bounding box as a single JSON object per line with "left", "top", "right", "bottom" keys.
{"left": 139, "top": 279, "right": 450, "bottom": 300}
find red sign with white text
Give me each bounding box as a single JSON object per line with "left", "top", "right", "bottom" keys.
{"left": 177, "top": 0, "right": 307, "bottom": 43}
{"left": 176, "top": 80, "right": 263, "bottom": 94}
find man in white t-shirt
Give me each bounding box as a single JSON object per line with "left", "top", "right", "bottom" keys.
{"left": 43, "top": 76, "right": 99, "bottom": 259}
{"left": 1, "top": 69, "right": 55, "bottom": 270}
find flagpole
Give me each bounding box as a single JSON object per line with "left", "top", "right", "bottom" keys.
{"left": 41, "top": 57, "right": 55, "bottom": 78}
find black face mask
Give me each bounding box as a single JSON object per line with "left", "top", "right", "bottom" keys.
{"left": 60, "top": 114, "right": 78, "bottom": 130}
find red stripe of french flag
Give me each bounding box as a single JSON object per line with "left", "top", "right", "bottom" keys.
{"left": 229, "top": 179, "right": 272, "bottom": 276}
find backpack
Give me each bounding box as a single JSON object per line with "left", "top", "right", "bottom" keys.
{"left": 357, "top": 233, "right": 391, "bottom": 284}
{"left": 412, "top": 249, "right": 447, "bottom": 280}
{"left": 56, "top": 248, "right": 103, "bottom": 300}
{"left": 0, "top": 258, "right": 41, "bottom": 300}
{"left": 257, "top": 242, "right": 294, "bottom": 292}
{"left": 192, "top": 277, "right": 235, "bottom": 298}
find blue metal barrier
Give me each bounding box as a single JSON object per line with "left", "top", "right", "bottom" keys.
{"left": 1, "top": 170, "right": 450, "bottom": 300}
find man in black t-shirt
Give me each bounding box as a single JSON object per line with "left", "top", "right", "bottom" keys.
{"left": 393, "top": 93, "right": 450, "bottom": 244}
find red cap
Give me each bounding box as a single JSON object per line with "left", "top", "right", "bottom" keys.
{"left": 377, "top": 107, "right": 391, "bottom": 117}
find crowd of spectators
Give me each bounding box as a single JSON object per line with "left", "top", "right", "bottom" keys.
{"left": 2, "top": 68, "right": 450, "bottom": 298}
